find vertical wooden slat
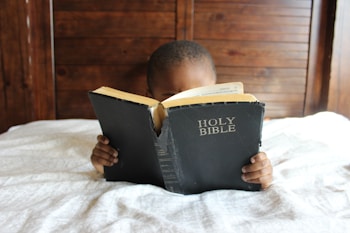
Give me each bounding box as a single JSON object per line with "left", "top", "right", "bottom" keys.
{"left": 328, "top": 0, "right": 350, "bottom": 118}
{"left": 27, "top": 0, "right": 55, "bottom": 120}
{"left": 0, "top": 15, "right": 5, "bottom": 131}
{"left": 304, "top": 0, "right": 336, "bottom": 115}
{"left": 176, "top": 0, "right": 194, "bottom": 40}
{"left": 0, "top": 0, "right": 32, "bottom": 133}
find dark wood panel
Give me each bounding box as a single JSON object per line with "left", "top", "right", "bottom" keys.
{"left": 54, "top": 0, "right": 312, "bottom": 119}
{"left": 0, "top": 0, "right": 32, "bottom": 133}
{"left": 195, "top": 3, "right": 311, "bottom": 17}
{"left": 198, "top": 32, "right": 309, "bottom": 43}
{"left": 53, "top": 1, "right": 177, "bottom": 120}
{"left": 328, "top": 0, "right": 350, "bottom": 118}
{"left": 56, "top": 91, "right": 96, "bottom": 119}
{"left": 54, "top": 12, "right": 175, "bottom": 38}
{"left": 216, "top": 67, "right": 307, "bottom": 92}
{"left": 2, "top": 0, "right": 334, "bottom": 131}
{"left": 54, "top": 38, "right": 172, "bottom": 65}
{"left": 28, "top": 0, "right": 56, "bottom": 121}
{"left": 55, "top": 64, "right": 148, "bottom": 95}
{"left": 54, "top": 0, "right": 175, "bottom": 12}
{"left": 305, "top": 0, "right": 336, "bottom": 115}
{"left": 255, "top": 93, "right": 305, "bottom": 103}
{"left": 199, "top": 40, "right": 308, "bottom": 68}
{"left": 195, "top": 0, "right": 311, "bottom": 9}
{"left": 196, "top": 14, "right": 310, "bottom": 26}
{"left": 264, "top": 104, "right": 304, "bottom": 118}
{"left": 192, "top": 0, "right": 311, "bottom": 118}
{"left": 217, "top": 77, "right": 306, "bottom": 93}
{"left": 194, "top": 21, "right": 310, "bottom": 34}
{"left": 217, "top": 66, "right": 307, "bottom": 77}
{"left": 194, "top": 12, "right": 310, "bottom": 42}
{"left": 257, "top": 93, "right": 305, "bottom": 118}
{"left": 176, "top": 0, "right": 194, "bottom": 40}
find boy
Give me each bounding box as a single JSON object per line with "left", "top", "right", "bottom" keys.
{"left": 91, "top": 40, "right": 273, "bottom": 190}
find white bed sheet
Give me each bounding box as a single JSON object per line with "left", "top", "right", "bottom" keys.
{"left": 0, "top": 111, "right": 349, "bottom": 233}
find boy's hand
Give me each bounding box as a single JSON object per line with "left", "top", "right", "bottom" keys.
{"left": 90, "top": 135, "right": 118, "bottom": 174}
{"left": 241, "top": 152, "right": 273, "bottom": 190}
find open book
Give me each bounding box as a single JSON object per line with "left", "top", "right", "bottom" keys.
{"left": 88, "top": 82, "right": 265, "bottom": 194}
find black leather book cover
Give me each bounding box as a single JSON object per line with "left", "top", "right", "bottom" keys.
{"left": 88, "top": 92, "right": 164, "bottom": 187}
{"left": 164, "top": 102, "right": 265, "bottom": 194}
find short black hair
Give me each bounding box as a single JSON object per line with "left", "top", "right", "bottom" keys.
{"left": 147, "top": 40, "right": 216, "bottom": 90}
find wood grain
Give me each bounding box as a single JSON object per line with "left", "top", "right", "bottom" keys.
{"left": 2, "top": 0, "right": 341, "bottom": 132}
{"left": 328, "top": 0, "right": 350, "bottom": 118}
{"left": 0, "top": 0, "right": 32, "bottom": 132}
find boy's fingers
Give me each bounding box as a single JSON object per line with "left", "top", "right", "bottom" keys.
{"left": 91, "top": 148, "right": 118, "bottom": 166}
{"left": 242, "top": 158, "right": 271, "bottom": 173}
{"left": 91, "top": 155, "right": 116, "bottom": 167}
{"left": 95, "top": 142, "right": 118, "bottom": 158}
{"left": 242, "top": 166, "right": 272, "bottom": 181}
{"left": 91, "top": 143, "right": 118, "bottom": 165}
{"left": 97, "top": 134, "right": 109, "bottom": 144}
{"left": 250, "top": 152, "right": 267, "bottom": 163}
{"left": 243, "top": 174, "right": 273, "bottom": 190}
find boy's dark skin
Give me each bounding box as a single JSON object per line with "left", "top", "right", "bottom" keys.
{"left": 91, "top": 41, "right": 273, "bottom": 190}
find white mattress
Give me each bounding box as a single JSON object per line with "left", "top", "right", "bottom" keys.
{"left": 0, "top": 111, "right": 349, "bottom": 233}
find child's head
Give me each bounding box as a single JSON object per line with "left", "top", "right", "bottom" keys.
{"left": 147, "top": 40, "right": 217, "bottom": 101}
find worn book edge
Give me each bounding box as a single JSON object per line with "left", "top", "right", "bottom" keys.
{"left": 90, "top": 82, "right": 259, "bottom": 133}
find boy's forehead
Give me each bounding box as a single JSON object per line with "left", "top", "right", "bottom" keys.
{"left": 152, "top": 60, "right": 215, "bottom": 90}
{"left": 156, "top": 59, "right": 214, "bottom": 79}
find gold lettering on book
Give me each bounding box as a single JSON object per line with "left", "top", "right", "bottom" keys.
{"left": 198, "top": 117, "right": 236, "bottom": 136}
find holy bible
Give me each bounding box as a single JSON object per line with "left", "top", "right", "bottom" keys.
{"left": 88, "top": 82, "right": 265, "bottom": 194}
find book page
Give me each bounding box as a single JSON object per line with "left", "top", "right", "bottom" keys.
{"left": 163, "top": 82, "right": 244, "bottom": 102}
{"left": 161, "top": 93, "right": 258, "bottom": 109}
{"left": 93, "top": 86, "right": 159, "bottom": 107}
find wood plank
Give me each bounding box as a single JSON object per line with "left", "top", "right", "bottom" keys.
{"left": 195, "top": 14, "right": 310, "bottom": 26}
{"left": 194, "top": 21, "right": 310, "bottom": 34}
{"left": 54, "top": 38, "right": 172, "bottom": 65}
{"left": 195, "top": 31, "right": 309, "bottom": 43}
{"left": 217, "top": 76, "right": 306, "bottom": 93}
{"left": 176, "top": 0, "right": 194, "bottom": 40}
{"left": 257, "top": 93, "right": 305, "bottom": 118}
{"left": 54, "top": 0, "right": 175, "bottom": 12}
{"left": 55, "top": 64, "right": 148, "bottom": 95}
{"left": 195, "top": 0, "right": 311, "bottom": 9}
{"left": 264, "top": 104, "right": 304, "bottom": 118}
{"left": 216, "top": 67, "right": 307, "bottom": 77}
{"left": 216, "top": 67, "right": 307, "bottom": 90}
{"left": 56, "top": 91, "right": 96, "bottom": 119}
{"left": 28, "top": 0, "right": 56, "bottom": 120}
{"left": 305, "top": 0, "right": 336, "bottom": 115}
{"left": 328, "top": 0, "right": 350, "bottom": 118}
{"left": 54, "top": 12, "right": 175, "bottom": 38}
{"left": 194, "top": 20, "right": 310, "bottom": 42}
{"left": 0, "top": 0, "right": 32, "bottom": 132}
{"left": 256, "top": 93, "right": 305, "bottom": 103}
{"left": 195, "top": 3, "right": 311, "bottom": 17}
{"left": 198, "top": 40, "right": 308, "bottom": 68}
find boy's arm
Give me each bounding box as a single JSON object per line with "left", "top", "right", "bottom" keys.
{"left": 91, "top": 135, "right": 119, "bottom": 174}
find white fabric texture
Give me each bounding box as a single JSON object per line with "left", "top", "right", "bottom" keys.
{"left": 0, "top": 112, "right": 349, "bottom": 233}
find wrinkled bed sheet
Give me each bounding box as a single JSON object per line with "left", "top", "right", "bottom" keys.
{"left": 0, "top": 112, "right": 349, "bottom": 233}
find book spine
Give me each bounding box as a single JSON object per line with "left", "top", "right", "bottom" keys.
{"left": 155, "top": 118, "right": 183, "bottom": 194}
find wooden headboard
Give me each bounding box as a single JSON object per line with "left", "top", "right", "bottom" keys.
{"left": 1, "top": 0, "right": 339, "bottom": 133}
